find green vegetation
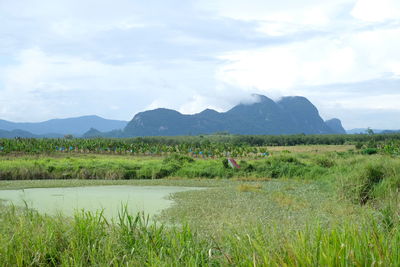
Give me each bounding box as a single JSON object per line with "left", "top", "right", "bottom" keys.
{"left": 1, "top": 197, "right": 400, "bottom": 266}
{"left": 0, "top": 151, "right": 341, "bottom": 180}
{"left": 1, "top": 133, "right": 400, "bottom": 156}
{"left": 1, "top": 137, "right": 400, "bottom": 266}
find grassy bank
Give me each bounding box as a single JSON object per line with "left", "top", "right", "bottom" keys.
{"left": 0, "top": 149, "right": 349, "bottom": 180}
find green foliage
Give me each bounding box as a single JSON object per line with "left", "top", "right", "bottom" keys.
{"left": 163, "top": 153, "right": 194, "bottom": 164}
{"left": 362, "top": 147, "right": 378, "bottom": 155}
{"left": 64, "top": 134, "right": 74, "bottom": 140}
{"left": 239, "top": 160, "right": 256, "bottom": 172}
{"left": 340, "top": 160, "right": 389, "bottom": 205}
{"left": 3, "top": 150, "right": 400, "bottom": 265}
{"left": 355, "top": 142, "right": 363, "bottom": 149}
{"left": 314, "top": 156, "right": 335, "bottom": 168}
{"left": 222, "top": 158, "right": 229, "bottom": 169}
{"left": 381, "top": 141, "right": 400, "bottom": 156}
{"left": 2, "top": 203, "right": 400, "bottom": 266}
{"left": 0, "top": 205, "right": 213, "bottom": 266}
{"left": 366, "top": 127, "right": 375, "bottom": 135}
{"left": 1, "top": 133, "right": 400, "bottom": 157}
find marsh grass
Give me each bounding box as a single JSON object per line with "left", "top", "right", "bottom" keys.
{"left": 0, "top": 150, "right": 348, "bottom": 181}
{"left": 1, "top": 203, "right": 400, "bottom": 266}
{"left": 236, "top": 183, "right": 262, "bottom": 192}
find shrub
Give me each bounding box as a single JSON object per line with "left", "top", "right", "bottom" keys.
{"left": 222, "top": 159, "right": 229, "bottom": 169}
{"left": 123, "top": 170, "right": 137, "bottom": 180}
{"left": 314, "top": 156, "right": 335, "bottom": 168}
{"left": 340, "top": 163, "right": 386, "bottom": 205}
{"left": 362, "top": 148, "right": 378, "bottom": 155}
{"left": 163, "top": 154, "right": 194, "bottom": 164}
{"left": 355, "top": 142, "right": 363, "bottom": 149}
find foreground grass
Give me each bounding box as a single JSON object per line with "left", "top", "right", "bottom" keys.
{"left": 1, "top": 203, "right": 400, "bottom": 266}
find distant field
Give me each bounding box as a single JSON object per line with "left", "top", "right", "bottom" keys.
{"left": 267, "top": 144, "right": 355, "bottom": 153}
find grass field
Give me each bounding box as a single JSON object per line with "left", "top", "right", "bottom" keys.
{"left": 0, "top": 145, "right": 355, "bottom": 180}
{"left": 1, "top": 144, "right": 400, "bottom": 266}
{"left": 266, "top": 144, "right": 355, "bottom": 153}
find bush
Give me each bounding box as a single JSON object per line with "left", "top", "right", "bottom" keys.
{"left": 314, "top": 156, "right": 335, "bottom": 168}
{"left": 163, "top": 154, "right": 194, "bottom": 164}
{"left": 355, "top": 142, "right": 363, "bottom": 149}
{"left": 340, "top": 163, "right": 386, "bottom": 205}
{"left": 253, "top": 156, "right": 309, "bottom": 179}
{"left": 362, "top": 148, "right": 378, "bottom": 155}
{"left": 123, "top": 170, "right": 137, "bottom": 180}
{"left": 222, "top": 159, "right": 229, "bottom": 169}
{"left": 239, "top": 160, "right": 256, "bottom": 172}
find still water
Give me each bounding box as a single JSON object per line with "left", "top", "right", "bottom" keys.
{"left": 0, "top": 186, "right": 199, "bottom": 219}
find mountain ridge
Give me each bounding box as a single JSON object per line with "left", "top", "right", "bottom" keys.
{"left": 0, "top": 115, "right": 128, "bottom": 136}
{"left": 93, "top": 95, "right": 345, "bottom": 137}
{"left": 1, "top": 95, "right": 353, "bottom": 138}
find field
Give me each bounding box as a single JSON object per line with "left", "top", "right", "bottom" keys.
{"left": 1, "top": 137, "right": 400, "bottom": 266}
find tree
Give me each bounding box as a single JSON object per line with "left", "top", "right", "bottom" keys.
{"left": 64, "top": 134, "right": 74, "bottom": 139}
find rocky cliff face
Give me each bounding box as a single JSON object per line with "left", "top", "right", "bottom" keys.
{"left": 122, "top": 95, "right": 341, "bottom": 136}
{"left": 325, "top": 118, "right": 346, "bottom": 134}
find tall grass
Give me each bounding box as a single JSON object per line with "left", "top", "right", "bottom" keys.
{"left": 1, "top": 204, "right": 400, "bottom": 266}
{"left": 0, "top": 152, "right": 338, "bottom": 180}
{"left": 0, "top": 205, "right": 214, "bottom": 266}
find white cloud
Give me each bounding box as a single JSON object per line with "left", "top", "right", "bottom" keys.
{"left": 199, "top": 0, "right": 353, "bottom": 26}
{"left": 217, "top": 26, "right": 400, "bottom": 92}
{"left": 0, "top": 47, "right": 234, "bottom": 121}
{"left": 351, "top": 0, "right": 400, "bottom": 22}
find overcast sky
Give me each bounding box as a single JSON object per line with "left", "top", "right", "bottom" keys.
{"left": 1, "top": 0, "right": 399, "bottom": 129}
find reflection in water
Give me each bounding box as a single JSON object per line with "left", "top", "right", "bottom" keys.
{"left": 0, "top": 186, "right": 200, "bottom": 219}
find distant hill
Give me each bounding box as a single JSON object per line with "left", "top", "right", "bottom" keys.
{"left": 347, "top": 128, "right": 384, "bottom": 134}
{"left": 0, "top": 129, "right": 64, "bottom": 138}
{"left": 325, "top": 118, "right": 346, "bottom": 134}
{"left": 82, "top": 128, "right": 125, "bottom": 138}
{"left": 0, "top": 115, "right": 128, "bottom": 137}
{"left": 0, "top": 129, "right": 39, "bottom": 138}
{"left": 346, "top": 128, "right": 400, "bottom": 134}
{"left": 86, "top": 95, "right": 343, "bottom": 137}
{"left": 380, "top": 130, "right": 400, "bottom": 134}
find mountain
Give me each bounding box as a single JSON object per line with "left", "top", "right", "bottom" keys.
{"left": 0, "top": 115, "right": 128, "bottom": 136}
{"left": 325, "top": 118, "right": 346, "bottom": 134}
{"left": 109, "top": 95, "right": 340, "bottom": 137}
{"left": 0, "top": 129, "right": 39, "bottom": 138}
{"left": 82, "top": 128, "right": 125, "bottom": 138}
{"left": 0, "top": 129, "right": 64, "bottom": 138}
{"left": 346, "top": 128, "right": 386, "bottom": 134}
{"left": 381, "top": 130, "right": 400, "bottom": 134}
{"left": 277, "top": 96, "right": 333, "bottom": 134}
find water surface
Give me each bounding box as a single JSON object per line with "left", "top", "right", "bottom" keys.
{"left": 0, "top": 185, "right": 200, "bottom": 219}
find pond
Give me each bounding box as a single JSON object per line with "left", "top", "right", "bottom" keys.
{"left": 0, "top": 185, "right": 201, "bottom": 220}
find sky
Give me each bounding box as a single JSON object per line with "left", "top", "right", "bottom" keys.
{"left": 0, "top": 0, "right": 399, "bottom": 129}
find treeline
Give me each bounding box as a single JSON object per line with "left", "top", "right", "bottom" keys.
{"left": 131, "top": 133, "right": 400, "bottom": 146}
{"left": 1, "top": 133, "right": 400, "bottom": 156}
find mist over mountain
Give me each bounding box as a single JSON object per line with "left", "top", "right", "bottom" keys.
{"left": 86, "top": 95, "right": 343, "bottom": 138}
{"left": 0, "top": 95, "right": 356, "bottom": 138}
